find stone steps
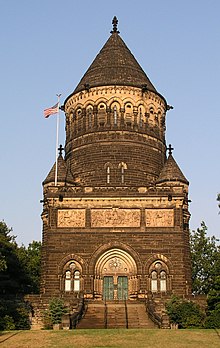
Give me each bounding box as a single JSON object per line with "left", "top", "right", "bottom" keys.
{"left": 77, "top": 303, "right": 105, "bottom": 329}
{"left": 107, "top": 303, "right": 126, "bottom": 328}
{"left": 77, "top": 301, "right": 158, "bottom": 329}
{"left": 127, "top": 303, "right": 157, "bottom": 329}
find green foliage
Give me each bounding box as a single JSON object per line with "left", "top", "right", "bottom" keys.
{"left": 49, "top": 298, "right": 68, "bottom": 325}
{"left": 0, "top": 220, "right": 41, "bottom": 330}
{"left": 0, "top": 220, "right": 41, "bottom": 295}
{"left": 17, "top": 241, "right": 42, "bottom": 294}
{"left": 0, "top": 315, "right": 15, "bottom": 330}
{"left": 205, "top": 276, "right": 220, "bottom": 328}
{"left": 166, "top": 296, "right": 205, "bottom": 329}
{"left": 190, "top": 222, "right": 220, "bottom": 295}
{"left": 0, "top": 298, "right": 30, "bottom": 330}
{"left": 42, "top": 310, "right": 53, "bottom": 329}
{"left": 0, "top": 221, "right": 27, "bottom": 295}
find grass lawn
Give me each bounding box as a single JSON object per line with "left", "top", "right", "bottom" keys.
{"left": 0, "top": 329, "right": 220, "bottom": 348}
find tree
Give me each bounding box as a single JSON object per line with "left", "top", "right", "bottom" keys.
{"left": 205, "top": 276, "right": 220, "bottom": 328}
{"left": 17, "top": 241, "right": 42, "bottom": 293}
{"left": 0, "top": 220, "right": 41, "bottom": 330}
{"left": 0, "top": 221, "right": 27, "bottom": 295}
{"left": 190, "top": 222, "right": 220, "bottom": 294}
{"left": 166, "top": 296, "right": 205, "bottom": 328}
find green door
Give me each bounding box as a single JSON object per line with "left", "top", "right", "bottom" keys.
{"left": 117, "top": 276, "right": 128, "bottom": 300}
{"left": 103, "top": 276, "right": 114, "bottom": 300}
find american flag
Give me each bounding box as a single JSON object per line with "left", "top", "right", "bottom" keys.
{"left": 44, "top": 102, "right": 59, "bottom": 118}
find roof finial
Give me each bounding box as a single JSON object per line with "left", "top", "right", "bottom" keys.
{"left": 167, "top": 144, "right": 174, "bottom": 156}
{"left": 111, "top": 16, "right": 120, "bottom": 34}
{"left": 58, "top": 144, "right": 64, "bottom": 156}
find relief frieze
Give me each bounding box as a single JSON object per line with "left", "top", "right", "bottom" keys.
{"left": 57, "top": 209, "right": 85, "bottom": 227}
{"left": 145, "top": 209, "right": 174, "bottom": 227}
{"left": 91, "top": 208, "right": 140, "bottom": 228}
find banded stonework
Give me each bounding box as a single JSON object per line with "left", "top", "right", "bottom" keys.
{"left": 91, "top": 208, "right": 140, "bottom": 228}
{"left": 37, "top": 18, "right": 193, "bottom": 330}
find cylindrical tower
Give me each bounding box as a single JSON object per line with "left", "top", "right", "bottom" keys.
{"left": 64, "top": 19, "right": 168, "bottom": 187}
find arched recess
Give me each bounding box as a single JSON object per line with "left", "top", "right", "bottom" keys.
{"left": 90, "top": 242, "right": 141, "bottom": 300}
{"left": 58, "top": 254, "right": 86, "bottom": 295}
{"left": 145, "top": 254, "right": 173, "bottom": 294}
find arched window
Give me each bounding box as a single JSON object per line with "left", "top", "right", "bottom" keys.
{"left": 113, "top": 105, "right": 117, "bottom": 126}
{"left": 87, "top": 107, "right": 93, "bottom": 128}
{"left": 98, "top": 103, "right": 107, "bottom": 127}
{"left": 118, "top": 162, "right": 127, "bottom": 184}
{"left": 151, "top": 271, "right": 158, "bottom": 292}
{"left": 76, "top": 107, "right": 83, "bottom": 132}
{"left": 74, "top": 270, "right": 80, "bottom": 291}
{"left": 63, "top": 261, "right": 81, "bottom": 293}
{"left": 104, "top": 162, "right": 113, "bottom": 184}
{"left": 149, "top": 261, "right": 168, "bottom": 293}
{"left": 65, "top": 271, "right": 71, "bottom": 291}
{"left": 107, "top": 166, "right": 110, "bottom": 184}
{"left": 125, "top": 103, "right": 132, "bottom": 126}
{"left": 160, "top": 271, "right": 167, "bottom": 291}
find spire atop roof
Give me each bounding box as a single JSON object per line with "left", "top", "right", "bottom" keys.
{"left": 66, "top": 20, "right": 160, "bottom": 98}
{"left": 111, "top": 16, "right": 120, "bottom": 34}
{"left": 43, "top": 155, "right": 75, "bottom": 186}
{"left": 156, "top": 152, "right": 189, "bottom": 185}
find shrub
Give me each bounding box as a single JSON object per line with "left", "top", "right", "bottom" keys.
{"left": 166, "top": 296, "right": 205, "bottom": 329}
{"left": 49, "top": 298, "right": 67, "bottom": 325}
{"left": 1, "top": 315, "right": 15, "bottom": 330}
{"left": 42, "top": 310, "right": 53, "bottom": 330}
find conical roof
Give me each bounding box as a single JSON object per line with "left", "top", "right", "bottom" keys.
{"left": 156, "top": 154, "right": 189, "bottom": 185}
{"left": 65, "top": 18, "right": 159, "bottom": 101}
{"left": 43, "top": 155, "right": 75, "bottom": 185}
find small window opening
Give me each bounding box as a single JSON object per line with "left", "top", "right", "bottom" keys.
{"left": 113, "top": 105, "right": 117, "bottom": 126}
{"left": 107, "top": 166, "right": 110, "bottom": 184}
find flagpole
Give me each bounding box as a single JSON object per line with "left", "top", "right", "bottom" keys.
{"left": 55, "top": 94, "right": 61, "bottom": 186}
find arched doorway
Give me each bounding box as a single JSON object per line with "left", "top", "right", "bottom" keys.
{"left": 94, "top": 248, "right": 138, "bottom": 300}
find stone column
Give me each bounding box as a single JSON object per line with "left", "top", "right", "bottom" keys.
{"left": 133, "top": 106, "right": 138, "bottom": 130}
{"left": 120, "top": 107, "right": 125, "bottom": 127}
{"left": 106, "top": 106, "right": 111, "bottom": 128}
{"left": 93, "top": 105, "right": 98, "bottom": 128}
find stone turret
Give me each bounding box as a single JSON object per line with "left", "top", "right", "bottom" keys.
{"left": 63, "top": 18, "right": 169, "bottom": 187}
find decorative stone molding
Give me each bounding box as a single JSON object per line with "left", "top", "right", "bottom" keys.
{"left": 91, "top": 208, "right": 140, "bottom": 228}
{"left": 57, "top": 209, "right": 86, "bottom": 227}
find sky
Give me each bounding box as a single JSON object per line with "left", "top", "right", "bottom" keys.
{"left": 0, "top": 0, "right": 220, "bottom": 245}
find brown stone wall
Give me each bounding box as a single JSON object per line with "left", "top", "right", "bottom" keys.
{"left": 41, "top": 228, "right": 191, "bottom": 297}
{"left": 66, "top": 132, "right": 165, "bottom": 186}
{"left": 40, "top": 191, "right": 192, "bottom": 298}
{"left": 64, "top": 86, "right": 167, "bottom": 187}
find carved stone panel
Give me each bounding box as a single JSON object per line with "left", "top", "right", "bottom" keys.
{"left": 57, "top": 209, "right": 85, "bottom": 227}
{"left": 91, "top": 209, "right": 140, "bottom": 228}
{"left": 145, "top": 209, "right": 174, "bottom": 227}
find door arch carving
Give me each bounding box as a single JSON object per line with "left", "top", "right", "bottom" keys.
{"left": 94, "top": 248, "right": 138, "bottom": 300}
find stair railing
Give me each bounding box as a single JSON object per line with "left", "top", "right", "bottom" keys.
{"left": 70, "top": 297, "right": 86, "bottom": 329}
{"left": 146, "top": 298, "right": 170, "bottom": 328}
{"left": 124, "top": 298, "right": 128, "bottom": 329}
{"left": 104, "top": 298, "right": 108, "bottom": 329}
